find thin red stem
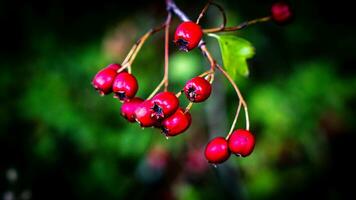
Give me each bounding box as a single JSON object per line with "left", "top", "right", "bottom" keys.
{"left": 164, "top": 13, "right": 172, "bottom": 91}
{"left": 196, "top": 0, "right": 212, "bottom": 24}
{"left": 118, "top": 23, "right": 166, "bottom": 73}
{"left": 215, "top": 64, "right": 250, "bottom": 139}
{"left": 147, "top": 9, "right": 172, "bottom": 98}
{"left": 203, "top": 16, "right": 271, "bottom": 33}
{"left": 197, "top": 1, "right": 227, "bottom": 32}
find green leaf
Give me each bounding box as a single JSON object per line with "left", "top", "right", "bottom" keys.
{"left": 209, "top": 34, "right": 255, "bottom": 78}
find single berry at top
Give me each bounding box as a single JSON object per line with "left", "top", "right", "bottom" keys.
{"left": 204, "top": 137, "right": 230, "bottom": 164}
{"left": 174, "top": 21, "right": 203, "bottom": 52}
{"left": 271, "top": 1, "right": 293, "bottom": 24}
{"left": 228, "top": 129, "right": 255, "bottom": 157}
{"left": 161, "top": 108, "right": 191, "bottom": 137}
{"left": 150, "top": 92, "right": 179, "bottom": 120}
{"left": 134, "top": 100, "right": 157, "bottom": 127}
{"left": 184, "top": 77, "right": 212, "bottom": 102}
{"left": 121, "top": 97, "right": 144, "bottom": 122}
{"left": 112, "top": 72, "right": 138, "bottom": 101}
{"left": 92, "top": 63, "right": 121, "bottom": 96}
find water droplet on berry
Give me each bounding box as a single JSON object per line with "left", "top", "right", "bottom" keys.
{"left": 212, "top": 164, "right": 218, "bottom": 168}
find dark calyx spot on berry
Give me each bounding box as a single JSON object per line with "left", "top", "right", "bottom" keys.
{"left": 161, "top": 127, "right": 169, "bottom": 136}
{"left": 114, "top": 92, "right": 126, "bottom": 101}
{"left": 187, "top": 87, "right": 196, "bottom": 101}
{"left": 151, "top": 103, "right": 164, "bottom": 120}
{"left": 175, "top": 38, "right": 189, "bottom": 52}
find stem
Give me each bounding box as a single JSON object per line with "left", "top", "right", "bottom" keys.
{"left": 122, "top": 45, "right": 137, "bottom": 66}
{"left": 176, "top": 90, "right": 183, "bottom": 98}
{"left": 215, "top": 64, "right": 249, "bottom": 139}
{"left": 196, "top": 0, "right": 211, "bottom": 24}
{"left": 118, "top": 23, "right": 166, "bottom": 73}
{"left": 196, "top": 1, "right": 227, "bottom": 32}
{"left": 203, "top": 16, "right": 271, "bottom": 33}
{"left": 163, "top": 13, "right": 172, "bottom": 91}
{"left": 166, "top": 0, "right": 190, "bottom": 22}
{"left": 200, "top": 45, "right": 216, "bottom": 71}
{"left": 146, "top": 4, "right": 173, "bottom": 98}
{"left": 147, "top": 79, "right": 165, "bottom": 99}
{"left": 198, "top": 70, "right": 214, "bottom": 78}
{"left": 185, "top": 102, "right": 193, "bottom": 113}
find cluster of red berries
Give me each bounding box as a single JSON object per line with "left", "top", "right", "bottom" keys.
{"left": 92, "top": 63, "right": 212, "bottom": 137}
{"left": 204, "top": 129, "right": 255, "bottom": 164}
{"left": 91, "top": 1, "right": 293, "bottom": 165}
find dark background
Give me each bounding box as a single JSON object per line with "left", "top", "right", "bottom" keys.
{"left": 1, "top": 0, "right": 355, "bottom": 199}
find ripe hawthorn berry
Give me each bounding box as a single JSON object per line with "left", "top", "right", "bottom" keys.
{"left": 161, "top": 108, "right": 191, "bottom": 136}
{"left": 228, "top": 129, "right": 255, "bottom": 157}
{"left": 204, "top": 137, "right": 230, "bottom": 164}
{"left": 174, "top": 21, "right": 203, "bottom": 51}
{"left": 184, "top": 77, "right": 212, "bottom": 102}
{"left": 92, "top": 63, "right": 121, "bottom": 96}
{"left": 134, "top": 100, "right": 157, "bottom": 127}
{"left": 112, "top": 72, "right": 138, "bottom": 101}
{"left": 271, "top": 1, "right": 293, "bottom": 24}
{"left": 150, "top": 92, "right": 179, "bottom": 120}
{"left": 121, "top": 97, "right": 144, "bottom": 122}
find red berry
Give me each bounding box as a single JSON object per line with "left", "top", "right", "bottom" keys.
{"left": 271, "top": 1, "right": 293, "bottom": 24}
{"left": 121, "top": 97, "right": 144, "bottom": 122}
{"left": 134, "top": 100, "right": 157, "bottom": 127}
{"left": 150, "top": 92, "right": 179, "bottom": 120}
{"left": 228, "top": 129, "right": 255, "bottom": 157}
{"left": 204, "top": 137, "right": 230, "bottom": 164}
{"left": 92, "top": 63, "right": 120, "bottom": 96}
{"left": 174, "top": 21, "right": 203, "bottom": 51}
{"left": 161, "top": 108, "right": 191, "bottom": 136}
{"left": 112, "top": 72, "right": 138, "bottom": 101}
{"left": 184, "top": 77, "right": 212, "bottom": 102}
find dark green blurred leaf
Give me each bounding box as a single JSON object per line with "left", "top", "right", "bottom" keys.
{"left": 209, "top": 34, "right": 254, "bottom": 78}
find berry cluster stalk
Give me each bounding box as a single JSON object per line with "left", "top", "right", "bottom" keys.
{"left": 166, "top": 0, "right": 250, "bottom": 134}
{"left": 203, "top": 16, "right": 271, "bottom": 33}
{"left": 119, "top": 23, "right": 166, "bottom": 74}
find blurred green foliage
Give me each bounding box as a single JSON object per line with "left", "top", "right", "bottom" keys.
{"left": 1, "top": 0, "right": 356, "bottom": 199}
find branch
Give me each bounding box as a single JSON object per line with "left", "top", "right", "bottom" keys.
{"left": 203, "top": 16, "right": 271, "bottom": 33}
{"left": 215, "top": 64, "right": 250, "bottom": 139}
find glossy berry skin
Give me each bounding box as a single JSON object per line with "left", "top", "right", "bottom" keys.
{"left": 150, "top": 92, "right": 179, "bottom": 120}
{"left": 204, "top": 137, "right": 230, "bottom": 164}
{"left": 271, "top": 1, "right": 293, "bottom": 24}
{"left": 112, "top": 72, "right": 138, "bottom": 101}
{"left": 134, "top": 100, "right": 157, "bottom": 127}
{"left": 161, "top": 108, "right": 191, "bottom": 136}
{"left": 174, "top": 21, "right": 203, "bottom": 51}
{"left": 228, "top": 129, "right": 255, "bottom": 157}
{"left": 121, "top": 97, "right": 144, "bottom": 122}
{"left": 92, "top": 63, "right": 120, "bottom": 96}
{"left": 184, "top": 77, "right": 212, "bottom": 102}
